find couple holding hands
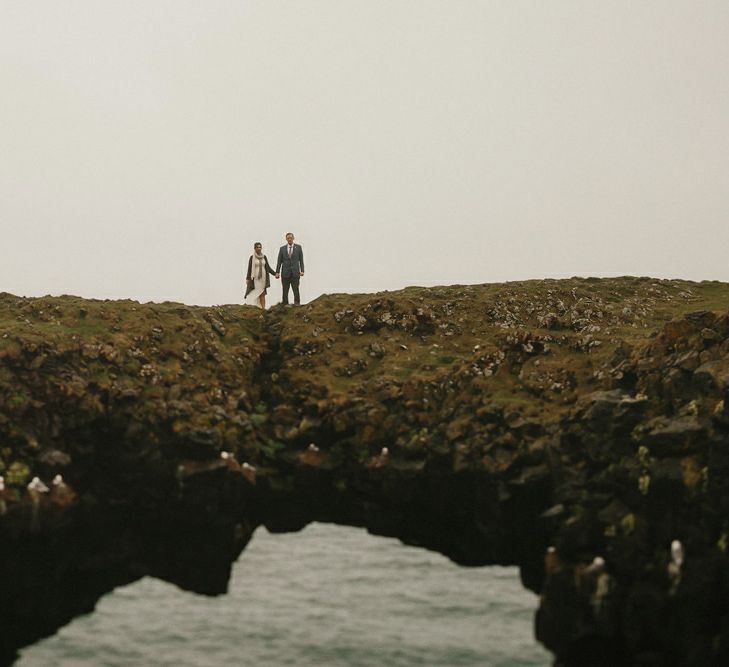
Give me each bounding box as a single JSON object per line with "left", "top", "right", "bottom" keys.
{"left": 245, "top": 232, "right": 305, "bottom": 309}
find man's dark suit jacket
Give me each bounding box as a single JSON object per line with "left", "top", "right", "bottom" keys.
{"left": 276, "top": 243, "right": 305, "bottom": 278}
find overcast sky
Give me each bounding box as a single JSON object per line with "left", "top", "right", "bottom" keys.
{"left": 1, "top": 1, "right": 728, "bottom": 306}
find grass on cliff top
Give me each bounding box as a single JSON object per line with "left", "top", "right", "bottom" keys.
{"left": 2, "top": 277, "right": 729, "bottom": 420}
{"left": 1, "top": 278, "right": 729, "bottom": 483}
{"left": 0, "top": 293, "right": 269, "bottom": 403}
{"left": 270, "top": 276, "right": 729, "bottom": 419}
{"left": 0, "top": 294, "right": 263, "bottom": 345}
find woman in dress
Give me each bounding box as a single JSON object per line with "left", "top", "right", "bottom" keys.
{"left": 245, "top": 242, "right": 276, "bottom": 309}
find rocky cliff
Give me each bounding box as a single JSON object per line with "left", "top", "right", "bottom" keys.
{"left": 2, "top": 277, "right": 729, "bottom": 666}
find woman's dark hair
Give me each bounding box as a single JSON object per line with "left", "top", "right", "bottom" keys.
{"left": 253, "top": 242, "right": 262, "bottom": 248}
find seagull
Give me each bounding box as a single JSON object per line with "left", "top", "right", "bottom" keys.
{"left": 220, "top": 451, "right": 232, "bottom": 460}
{"left": 240, "top": 461, "right": 257, "bottom": 484}
{"left": 48, "top": 473, "right": 76, "bottom": 506}
{"left": 668, "top": 539, "right": 684, "bottom": 594}
{"left": 544, "top": 546, "right": 561, "bottom": 574}
{"left": 586, "top": 556, "right": 606, "bottom": 574}
{"left": 27, "top": 476, "right": 50, "bottom": 531}
{"left": 671, "top": 540, "right": 684, "bottom": 569}
{"left": 308, "top": 444, "right": 320, "bottom": 452}
{"left": 28, "top": 477, "right": 49, "bottom": 494}
{"left": 380, "top": 447, "right": 389, "bottom": 457}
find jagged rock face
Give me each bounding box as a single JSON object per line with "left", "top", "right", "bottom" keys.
{"left": 1, "top": 278, "right": 729, "bottom": 666}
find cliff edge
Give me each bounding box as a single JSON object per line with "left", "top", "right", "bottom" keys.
{"left": 2, "top": 277, "right": 729, "bottom": 666}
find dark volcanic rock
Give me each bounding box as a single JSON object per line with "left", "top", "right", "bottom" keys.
{"left": 2, "top": 278, "right": 729, "bottom": 666}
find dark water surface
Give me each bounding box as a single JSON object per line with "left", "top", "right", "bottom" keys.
{"left": 19, "top": 523, "right": 550, "bottom": 666}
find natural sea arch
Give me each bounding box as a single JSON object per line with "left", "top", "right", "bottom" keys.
{"left": 4, "top": 280, "right": 729, "bottom": 664}
{"left": 18, "top": 524, "right": 550, "bottom": 667}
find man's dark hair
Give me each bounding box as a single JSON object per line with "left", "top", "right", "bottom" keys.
{"left": 254, "top": 242, "right": 262, "bottom": 248}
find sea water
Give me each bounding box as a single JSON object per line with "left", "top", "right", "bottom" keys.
{"left": 18, "top": 523, "right": 551, "bottom": 666}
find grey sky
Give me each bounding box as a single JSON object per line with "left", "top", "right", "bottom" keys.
{"left": 2, "top": 1, "right": 728, "bottom": 306}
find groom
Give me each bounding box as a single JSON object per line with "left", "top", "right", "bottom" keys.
{"left": 275, "top": 232, "right": 305, "bottom": 305}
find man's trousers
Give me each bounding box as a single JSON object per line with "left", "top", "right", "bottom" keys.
{"left": 281, "top": 275, "right": 300, "bottom": 305}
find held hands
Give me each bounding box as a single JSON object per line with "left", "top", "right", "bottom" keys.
{"left": 300, "top": 272, "right": 304, "bottom": 277}
{"left": 275, "top": 273, "right": 280, "bottom": 279}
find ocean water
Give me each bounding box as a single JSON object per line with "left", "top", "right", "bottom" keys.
{"left": 18, "top": 523, "right": 551, "bottom": 666}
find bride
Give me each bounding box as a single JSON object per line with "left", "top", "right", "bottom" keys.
{"left": 244, "top": 242, "right": 276, "bottom": 309}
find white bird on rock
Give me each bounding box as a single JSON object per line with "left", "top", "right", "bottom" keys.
{"left": 586, "top": 556, "right": 606, "bottom": 574}
{"left": 545, "top": 546, "right": 561, "bottom": 574}
{"left": 240, "top": 461, "right": 257, "bottom": 484}
{"left": 27, "top": 477, "right": 49, "bottom": 494}
{"left": 49, "top": 473, "right": 76, "bottom": 506}
{"left": 308, "top": 444, "right": 319, "bottom": 452}
{"left": 27, "top": 476, "right": 49, "bottom": 532}
{"left": 668, "top": 539, "right": 684, "bottom": 595}
{"left": 380, "top": 447, "right": 389, "bottom": 457}
{"left": 671, "top": 540, "right": 684, "bottom": 569}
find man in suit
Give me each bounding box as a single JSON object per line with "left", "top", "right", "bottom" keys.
{"left": 275, "top": 232, "right": 305, "bottom": 305}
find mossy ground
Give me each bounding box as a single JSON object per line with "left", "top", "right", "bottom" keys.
{"left": 270, "top": 277, "right": 729, "bottom": 420}
{"left": 1, "top": 277, "right": 729, "bottom": 492}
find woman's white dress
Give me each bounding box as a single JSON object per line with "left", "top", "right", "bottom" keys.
{"left": 245, "top": 256, "right": 267, "bottom": 307}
